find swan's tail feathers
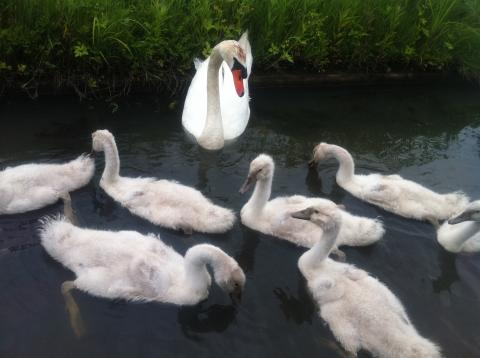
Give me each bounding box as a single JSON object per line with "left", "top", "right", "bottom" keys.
{"left": 405, "top": 337, "right": 442, "bottom": 358}
{"left": 194, "top": 204, "right": 236, "bottom": 234}
{"left": 238, "top": 30, "right": 253, "bottom": 77}
{"left": 337, "top": 211, "right": 385, "bottom": 247}
{"left": 193, "top": 58, "right": 203, "bottom": 70}
{"left": 443, "top": 191, "right": 470, "bottom": 218}
{"left": 69, "top": 154, "right": 95, "bottom": 184}
{"left": 38, "top": 215, "right": 73, "bottom": 246}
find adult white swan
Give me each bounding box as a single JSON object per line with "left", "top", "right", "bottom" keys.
{"left": 310, "top": 142, "right": 469, "bottom": 221}
{"left": 239, "top": 154, "right": 384, "bottom": 249}
{"left": 437, "top": 200, "right": 480, "bottom": 253}
{"left": 291, "top": 206, "right": 441, "bottom": 358}
{"left": 182, "top": 32, "right": 252, "bottom": 150}
{"left": 0, "top": 154, "right": 94, "bottom": 215}
{"left": 92, "top": 129, "right": 235, "bottom": 233}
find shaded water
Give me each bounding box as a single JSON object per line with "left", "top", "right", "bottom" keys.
{"left": 1, "top": 84, "right": 480, "bottom": 357}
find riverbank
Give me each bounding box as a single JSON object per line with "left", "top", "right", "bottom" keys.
{"left": 1, "top": 0, "right": 480, "bottom": 98}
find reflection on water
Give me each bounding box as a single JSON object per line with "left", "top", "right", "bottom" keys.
{"left": 1, "top": 84, "right": 480, "bottom": 357}
{"left": 178, "top": 304, "right": 238, "bottom": 339}
{"left": 273, "top": 275, "right": 316, "bottom": 325}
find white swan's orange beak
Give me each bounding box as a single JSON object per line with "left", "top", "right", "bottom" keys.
{"left": 232, "top": 69, "right": 245, "bottom": 97}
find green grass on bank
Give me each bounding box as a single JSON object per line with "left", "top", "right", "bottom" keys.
{"left": 1, "top": 0, "right": 480, "bottom": 97}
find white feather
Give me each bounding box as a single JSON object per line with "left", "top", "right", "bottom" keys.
{"left": 182, "top": 31, "right": 252, "bottom": 142}
{"left": 39, "top": 217, "right": 245, "bottom": 305}
{"left": 296, "top": 208, "right": 442, "bottom": 358}
{"left": 312, "top": 143, "right": 469, "bottom": 221}
{"left": 91, "top": 129, "right": 235, "bottom": 234}
{"left": 240, "top": 154, "right": 385, "bottom": 248}
{"left": 0, "top": 154, "right": 94, "bottom": 214}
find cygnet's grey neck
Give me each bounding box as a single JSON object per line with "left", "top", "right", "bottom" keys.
{"left": 442, "top": 221, "right": 480, "bottom": 252}
{"left": 328, "top": 145, "right": 355, "bottom": 184}
{"left": 198, "top": 46, "right": 225, "bottom": 150}
{"left": 299, "top": 225, "right": 339, "bottom": 274}
{"left": 247, "top": 175, "right": 273, "bottom": 213}
{"left": 183, "top": 245, "right": 229, "bottom": 299}
{"left": 101, "top": 138, "right": 120, "bottom": 183}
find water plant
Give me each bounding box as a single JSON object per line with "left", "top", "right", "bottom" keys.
{"left": 1, "top": 0, "right": 479, "bottom": 97}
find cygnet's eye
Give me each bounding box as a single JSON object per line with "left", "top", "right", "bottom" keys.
{"left": 314, "top": 209, "right": 320, "bottom": 214}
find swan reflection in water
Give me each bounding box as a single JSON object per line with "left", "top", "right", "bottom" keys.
{"left": 178, "top": 303, "right": 238, "bottom": 339}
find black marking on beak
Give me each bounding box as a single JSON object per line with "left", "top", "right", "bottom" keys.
{"left": 239, "top": 174, "right": 256, "bottom": 194}
{"left": 232, "top": 58, "right": 247, "bottom": 79}
{"left": 448, "top": 210, "right": 474, "bottom": 225}
{"left": 229, "top": 287, "right": 243, "bottom": 306}
{"left": 291, "top": 207, "right": 314, "bottom": 221}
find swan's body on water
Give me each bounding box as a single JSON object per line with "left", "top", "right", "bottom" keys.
{"left": 437, "top": 201, "right": 480, "bottom": 253}
{"left": 240, "top": 154, "right": 384, "bottom": 248}
{"left": 291, "top": 206, "right": 442, "bottom": 358}
{"left": 310, "top": 142, "right": 468, "bottom": 221}
{"left": 0, "top": 154, "right": 94, "bottom": 215}
{"left": 92, "top": 129, "right": 235, "bottom": 233}
{"left": 182, "top": 32, "right": 252, "bottom": 150}
{"left": 40, "top": 216, "right": 245, "bottom": 305}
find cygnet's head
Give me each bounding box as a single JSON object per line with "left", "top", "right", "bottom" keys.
{"left": 215, "top": 40, "right": 248, "bottom": 97}
{"left": 239, "top": 154, "right": 275, "bottom": 194}
{"left": 291, "top": 205, "right": 342, "bottom": 234}
{"left": 448, "top": 200, "right": 480, "bottom": 224}
{"left": 214, "top": 259, "right": 246, "bottom": 303}
{"left": 91, "top": 129, "right": 114, "bottom": 152}
{"left": 309, "top": 142, "right": 332, "bottom": 168}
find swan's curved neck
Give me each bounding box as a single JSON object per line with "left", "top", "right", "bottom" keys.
{"left": 246, "top": 174, "right": 273, "bottom": 213}
{"left": 101, "top": 137, "right": 120, "bottom": 182}
{"left": 328, "top": 145, "right": 355, "bottom": 184}
{"left": 198, "top": 47, "right": 224, "bottom": 150}
{"left": 299, "top": 226, "right": 338, "bottom": 274}
{"left": 183, "top": 244, "right": 230, "bottom": 297}
{"left": 441, "top": 222, "right": 480, "bottom": 252}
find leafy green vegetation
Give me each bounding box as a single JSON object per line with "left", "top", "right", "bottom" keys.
{"left": 1, "top": 0, "right": 479, "bottom": 97}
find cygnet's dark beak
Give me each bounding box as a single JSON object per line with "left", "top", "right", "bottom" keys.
{"left": 308, "top": 158, "right": 317, "bottom": 168}
{"left": 239, "top": 175, "right": 255, "bottom": 194}
{"left": 229, "top": 286, "right": 243, "bottom": 306}
{"left": 291, "top": 207, "right": 314, "bottom": 221}
{"left": 448, "top": 210, "right": 474, "bottom": 225}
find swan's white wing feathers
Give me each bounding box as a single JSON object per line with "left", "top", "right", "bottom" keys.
{"left": 193, "top": 57, "right": 204, "bottom": 70}
{"left": 182, "top": 35, "right": 252, "bottom": 141}
{"left": 238, "top": 31, "right": 253, "bottom": 77}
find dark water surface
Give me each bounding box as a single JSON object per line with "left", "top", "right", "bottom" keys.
{"left": 1, "top": 84, "right": 480, "bottom": 358}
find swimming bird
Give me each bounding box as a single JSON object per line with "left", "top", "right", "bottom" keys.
{"left": 239, "top": 154, "right": 384, "bottom": 250}
{"left": 0, "top": 154, "right": 94, "bottom": 215}
{"left": 40, "top": 216, "right": 245, "bottom": 306}
{"left": 92, "top": 129, "right": 235, "bottom": 234}
{"left": 291, "top": 206, "right": 442, "bottom": 358}
{"left": 40, "top": 195, "right": 244, "bottom": 338}
{"left": 437, "top": 200, "right": 480, "bottom": 253}
{"left": 310, "top": 142, "right": 468, "bottom": 221}
{"left": 182, "top": 31, "right": 252, "bottom": 150}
